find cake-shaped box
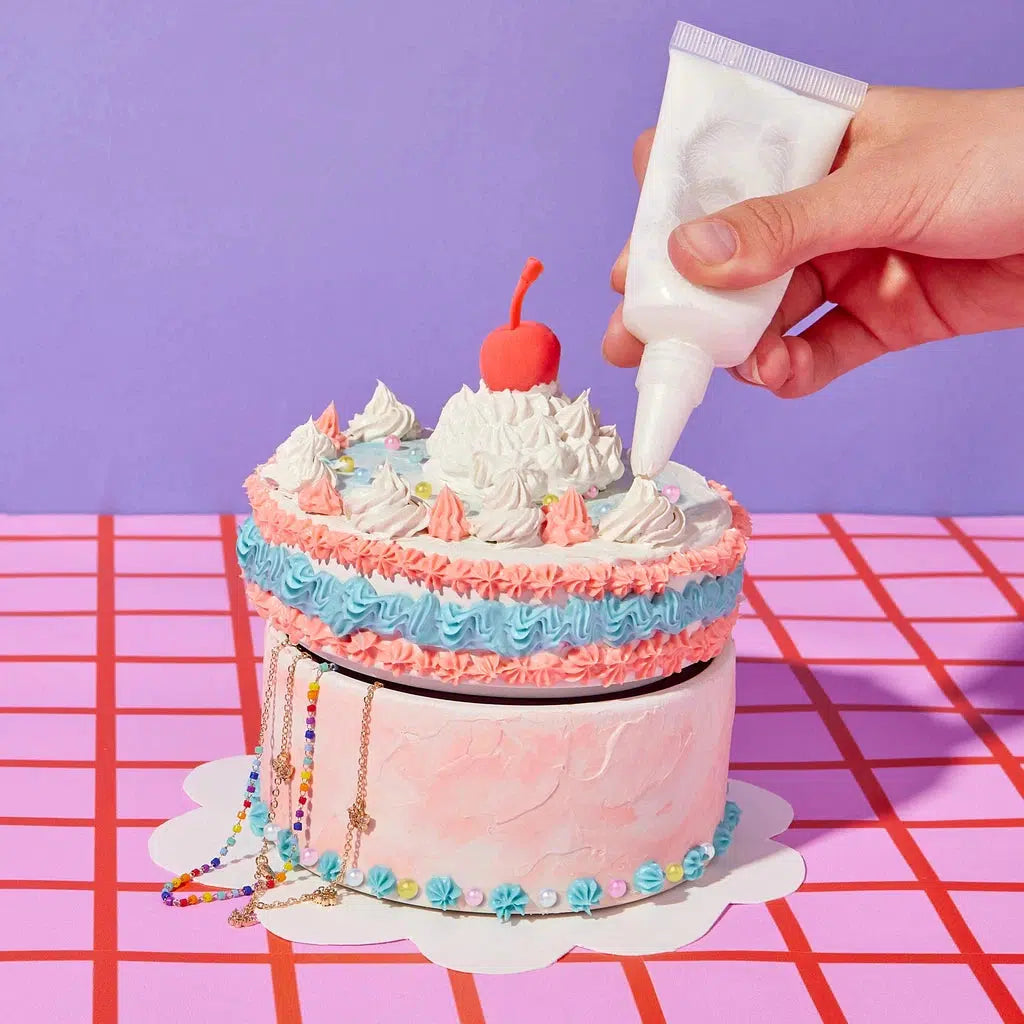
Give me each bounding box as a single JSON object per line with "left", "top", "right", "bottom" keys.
{"left": 210, "top": 259, "right": 750, "bottom": 919}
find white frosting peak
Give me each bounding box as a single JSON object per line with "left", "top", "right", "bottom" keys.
{"left": 347, "top": 463, "right": 430, "bottom": 538}
{"left": 472, "top": 470, "right": 544, "bottom": 547}
{"left": 598, "top": 477, "right": 688, "bottom": 547}
{"left": 268, "top": 418, "right": 338, "bottom": 494}
{"left": 425, "top": 381, "right": 624, "bottom": 502}
{"left": 346, "top": 381, "right": 421, "bottom": 443}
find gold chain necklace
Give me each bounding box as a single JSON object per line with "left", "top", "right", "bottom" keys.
{"left": 228, "top": 645, "right": 383, "bottom": 924}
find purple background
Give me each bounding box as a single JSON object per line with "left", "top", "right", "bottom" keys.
{"left": 3, "top": 1, "right": 1022, "bottom": 515}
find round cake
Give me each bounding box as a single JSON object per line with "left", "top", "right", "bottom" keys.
{"left": 225, "top": 259, "right": 749, "bottom": 920}
{"left": 257, "top": 632, "right": 739, "bottom": 915}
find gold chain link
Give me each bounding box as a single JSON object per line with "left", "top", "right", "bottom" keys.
{"left": 230, "top": 639, "right": 384, "bottom": 921}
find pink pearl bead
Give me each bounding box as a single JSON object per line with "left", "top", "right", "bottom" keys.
{"left": 585, "top": 485, "right": 599, "bottom": 499}
{"left": 465, "top": 887, "right": 485, "bottom": 907}
{"left": 607, "top": 878, "right": 628, "bottom": 899}
{"left": 662, "top": 484, "right": 680, "bottom": 503}
{"left": 384, "top": 435, "right": 401, "bottom": 451}
{"left": 300, "top": 847, "right": 319, "bottom": 867}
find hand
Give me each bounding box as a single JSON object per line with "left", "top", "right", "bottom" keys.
{"left": 603, "top": 86, "right": 1024, "bottom": 397}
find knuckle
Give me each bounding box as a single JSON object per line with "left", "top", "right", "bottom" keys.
{"left": 739, "top": 197, "right": 802, "bottom": 263}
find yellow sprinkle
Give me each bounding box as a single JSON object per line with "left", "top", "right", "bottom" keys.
{"left": 337, "top": 456, "right": 355, "bottom": 474}
{"left": 396, "top": 878, "right": 419, "bottom": 900}
{"left": 414, "top": 481, "right": 432, "bottom": 500}
{"left": 665, "top": 862, "right": 684, "bottom": 883}
{"left": 541, "top": 493, "right": 558, "bottom": 506}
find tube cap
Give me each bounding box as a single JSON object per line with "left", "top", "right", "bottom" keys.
{"left": 630, "top": 339, "right": 715, "bottom": 477}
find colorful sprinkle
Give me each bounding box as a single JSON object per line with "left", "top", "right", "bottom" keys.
{"left": 662, "top": 484, "right": 681, "bottom": 503}
{"left": 607, "top": 878, "right": 628, "bottom": 899}
{"left": 336, "top": 455, "right": 355, "bottom": 474}
{"left": 414, "top": 481, "right": 433, "bottom": 500}
{"left": 384, "top": 434, "right": 401, "bottom": 451}
{"left": 344, "top": 867, "right": 364, "bottom": 888}
{"left": 537, "top": 888, "right": 558, "bottom": 909}
{"left": 665, "top": 862, "right": 684, "bottom": 883}
{"left": 464, "top": 887, "right": 485, "bottom": 908}
{"left": 396, "top": 878, "right": 419, "bottom": 900}
{"left": 541, "top": 493, "right": 557, "bottom": 506}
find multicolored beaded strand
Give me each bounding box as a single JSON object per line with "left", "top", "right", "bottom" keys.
{"left": 160, "top": 637, "right": 292, "bottom": 908}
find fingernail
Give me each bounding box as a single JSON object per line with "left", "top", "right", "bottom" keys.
{"left": 735, "top": 356, "right": 764, "bottom": 386}
{"left": 675, "top": 220, "right": 737, "bottom": 265}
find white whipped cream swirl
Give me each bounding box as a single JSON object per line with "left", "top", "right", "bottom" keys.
{"left": 471, "top": 470, "right": 544, "bottom": 547}
{"left": 267, "top": 418, "right": 338, "bottom": 494}
{"left": 346, "top": 381, "right": 421, "bottom": 443}
{"left": 425, "top": 382, "right": 624, "bottom": 503}
{"left": 346, "top": 463, "right": 429, "bottom": 538}
{"left": 598, "top": 477, "right": 687, "bottom": 547}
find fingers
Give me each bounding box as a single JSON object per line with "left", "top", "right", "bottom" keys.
{"left": 601, "top": 303, "right": 644, "bottom": 367}
{"left": 666, "top": 164, "right": 891, "bottom": 289}
{"left": 610, "top": 130, "right": 657, "bottom": 295}
{"left": 732, "top": 265, "right": 827, "bottom": 386}
{"left": 632, "top": 128, "right": 655, "bottom": 185}
{"left": 738, "top": 306, "right": 889, "bottom": 398}
{"left": 610, "top": 242, "right": 628, "bottom": 294}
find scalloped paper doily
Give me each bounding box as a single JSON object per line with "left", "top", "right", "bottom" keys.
{"left": 150, "top": 756, "right": 804, "bottom": 974}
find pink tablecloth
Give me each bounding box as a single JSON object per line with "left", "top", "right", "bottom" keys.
{"left": 1, "top": 512, "right": 1022, "bottom": 1024}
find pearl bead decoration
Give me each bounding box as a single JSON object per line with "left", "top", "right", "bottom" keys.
{"left": 300, "top": 847, "right": 319, "bottom": 867}
{"left": 607, "top": 879, "right": 628, "bottom": 899}
{"left": 537, "top": 888, "right": 558, "bottom": 909}
{"left": 345, "top": 867, "right": 365, "bottom": 888}
{"left": 662, "top": 484, "right": 681, "bottom": 503}
{"left": 465, "top": 887, "right": 485, "bottom": 907}
{"left": 384, "top": 434, "right": 401, "bottom": 451}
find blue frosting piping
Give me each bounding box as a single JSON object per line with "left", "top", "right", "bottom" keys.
{"left": 317, "top": 850, "right": 342, "bottom": 882}
{"left": 367, "top": 864, "right": 396, "bottom": 898}
{"left": 248, "top": 799, "right": 269, "bottom": 837}
{"left": 490, "top": 883, "right": 528, "bottom": 921}
{"left": 425, "top": 875, "right": 462, "bottom": 910}
{"left": 566, "top": 877, "right": 602, "bottom": 915}
{"left": 237, "top": 517, "right": 743, "bottom": 657}
{"left": 633, "top": 860, "right": 666, "bottom": 895}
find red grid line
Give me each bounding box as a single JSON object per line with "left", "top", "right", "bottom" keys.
{"left": 4, "top": 514, "right": 1024, "bottom": 1023}
{"left": 219, "top": 515, "right": 304, "bottom": 1024}
{"left": 94, "top": 517, "right": 117, "bottom": 1023}
{"left": 746, "top": 573, "right": 1021, "bottom": 1017}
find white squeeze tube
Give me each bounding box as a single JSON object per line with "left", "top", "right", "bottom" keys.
{"left": 625, "top": 22, "right": 868, "bottom": 477}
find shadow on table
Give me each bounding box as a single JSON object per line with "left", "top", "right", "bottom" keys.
{"left": 733, "top": 637, "right": 1024, "bottom": 858}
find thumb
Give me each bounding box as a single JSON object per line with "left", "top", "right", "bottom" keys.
{"left": 667, "top": 165, "right": 888, "bottom": 289}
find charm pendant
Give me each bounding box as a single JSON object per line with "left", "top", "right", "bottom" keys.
{"left": 310, "top": 886, "right": 339, "bottom": 907}
{"left": 347, "top": 802, "right": 371, "bottom": 834}
{"left": 272, "top": 752, "right": 294, "bottom": 782}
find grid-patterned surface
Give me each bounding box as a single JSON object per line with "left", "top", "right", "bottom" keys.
{"left": 1, "top": 512, "right": 1023, "bottom": 1024}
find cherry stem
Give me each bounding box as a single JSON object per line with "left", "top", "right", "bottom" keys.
{"left": 508, "top": 257, "right": 544, "bottom": 330}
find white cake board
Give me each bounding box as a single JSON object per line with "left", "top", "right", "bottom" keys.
{"left": 150, "top": 756, "right": 803, "bottom": 973}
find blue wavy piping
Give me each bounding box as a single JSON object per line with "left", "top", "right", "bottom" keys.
{"left": 237, "top": 516, "right": 742, "bottom": 657}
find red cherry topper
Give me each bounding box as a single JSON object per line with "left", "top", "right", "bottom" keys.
{"left": 479, "top": 257, "right": 561, "bottom": 392}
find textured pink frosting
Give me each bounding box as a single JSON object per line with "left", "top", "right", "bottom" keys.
{"left": 427, "top": 486, "right": 470, "bottom": 541}
{"left": 541, "top": 489, "right": 595, "bottom": 545}
{"left": 245, "top": 472, "right": 751, "bottom": 601}
{"left": 266, "top": 632, "right": 736, "bottom": 912}
{"left": 296, "top": 475, "right": 344, "bottom": 516}
{"left": 247, "top": 581, "right": 738, "bottom": 687}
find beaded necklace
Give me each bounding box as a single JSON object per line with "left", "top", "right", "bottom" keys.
{"left": 159, "top": 637, "right": 381, "bottom": 923}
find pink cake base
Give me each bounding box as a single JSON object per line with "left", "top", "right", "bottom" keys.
{"left": 262, "top": 627, "right": 737, "bottom": 915}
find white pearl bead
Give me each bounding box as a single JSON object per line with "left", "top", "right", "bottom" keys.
{"left": 264, "top": 823, "right": 282, "bottom": 842}
{"left": 701, "top": 842, "right": 716, "bottom": 861}
{"left": 537, "top": 888, "right": 558, "bottom": 909}
{"left": 345, "top": 867, "right": 364, "bottom": 887}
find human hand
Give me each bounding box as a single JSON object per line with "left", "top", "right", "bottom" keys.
{"left": 603, "top": 86, "right": 1024, "bottom": 397}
